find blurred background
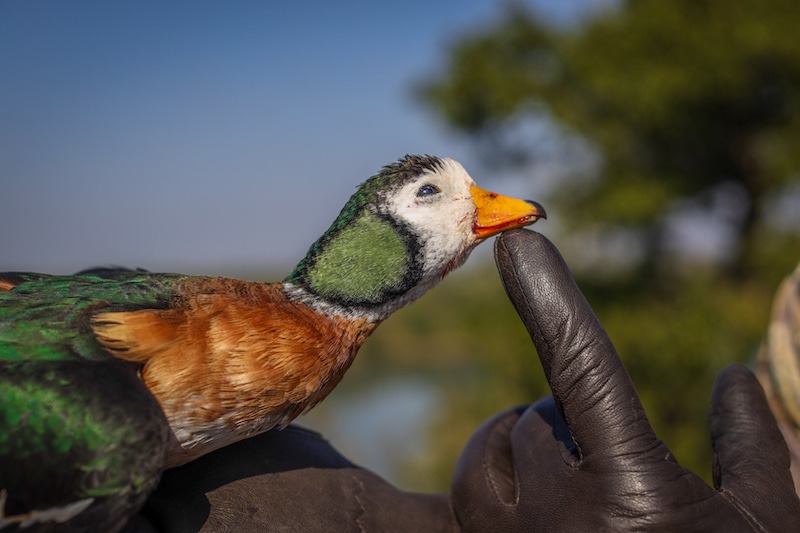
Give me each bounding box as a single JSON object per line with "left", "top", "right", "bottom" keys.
{"left": 3, "top": 0, "right": 800, "bottom": 492}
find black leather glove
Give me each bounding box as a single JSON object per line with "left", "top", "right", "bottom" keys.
{"left": 451, "top": 229, "right": 800, "bottom": 531}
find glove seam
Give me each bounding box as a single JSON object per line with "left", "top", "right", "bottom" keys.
{"left": 352, "top": 474, "right": 368, "bottom": 533}
{"left": 480, "top": 414, "right": 521, "bottom": 507}
{"left": 481, "top": 452, "right": 520, "bottom": 507}
{"left": 719, "top": 488, "right": 768, "bottom": 533}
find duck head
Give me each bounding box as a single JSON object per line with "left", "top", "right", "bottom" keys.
{"left": 285, "top": 155, "right": 546, "bottom": 321}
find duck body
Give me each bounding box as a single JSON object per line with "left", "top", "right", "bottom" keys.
{"left": 1, "top": 273, "right": 375, "bottom": 465}
{"left": 0, "top": 155, "right": 545, "bottom": 530}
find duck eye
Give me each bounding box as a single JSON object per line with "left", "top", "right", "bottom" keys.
{"left": 416, "top": 184, "right": 441, "bottom": 197}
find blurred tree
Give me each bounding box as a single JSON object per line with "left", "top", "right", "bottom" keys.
{"left": 420, "top": 0, "right": 800, "bottom": 278}
{"left": 397, "top": 0, "right": 800, "bottom": 488}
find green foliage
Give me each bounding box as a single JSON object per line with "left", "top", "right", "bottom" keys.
{"left": 320, "top": 0, "right": 800, "bottom": 492}
{"left": 577, "top": 244, "right": 795, "bottom": 480}
{"left": 420, "top": 0, "right": 800, "bottom": 274}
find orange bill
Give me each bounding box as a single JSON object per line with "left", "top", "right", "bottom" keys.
{"left": 470, "top": 185, "right": 546, "bottom": 239}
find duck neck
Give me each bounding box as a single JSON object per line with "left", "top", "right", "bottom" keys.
{"left": 284, "top": 211, "right": 423, "bottom": 322}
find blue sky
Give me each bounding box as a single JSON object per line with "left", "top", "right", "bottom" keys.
{"left": 1, "top": 0, "right": 613, "bottom": 275}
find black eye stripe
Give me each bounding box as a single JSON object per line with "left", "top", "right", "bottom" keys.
{"left": 416, "top": 184, "right": 441, "bottom": 197}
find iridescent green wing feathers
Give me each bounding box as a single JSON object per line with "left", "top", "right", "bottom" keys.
{"left": 0, "top": 270, "right": 177, "bottom": 530}
{"left": 0, "top": 271, "right": 185, "bottom": 362}
{"left": 0, "top": 360, "right": 170, "bottom": 531}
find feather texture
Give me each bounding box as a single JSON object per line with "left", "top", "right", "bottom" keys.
{"left": 91, "top": 278, "right": 377, "bottom": 465}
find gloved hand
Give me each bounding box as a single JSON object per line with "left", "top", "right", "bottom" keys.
{"left": 451, "top": 229, "right": 800, "bottom": 531}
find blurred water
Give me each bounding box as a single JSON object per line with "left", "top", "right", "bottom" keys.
{"left": 301, "top": 378, "right": 440, "bottom": 487}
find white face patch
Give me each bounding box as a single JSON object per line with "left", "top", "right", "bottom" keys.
{"left": 379, "top": 158, "right": 478, "bottom": 278}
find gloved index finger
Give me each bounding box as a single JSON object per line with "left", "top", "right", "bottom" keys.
{"left": 494, "top": 229, "right": 658, "bottom": 460}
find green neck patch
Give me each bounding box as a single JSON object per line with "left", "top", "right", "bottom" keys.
{"left": 285, "top": 155, "right": 441, "bottom": 308}
{"left": 302, "top": 211, "right": 412, "bottom": 305}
